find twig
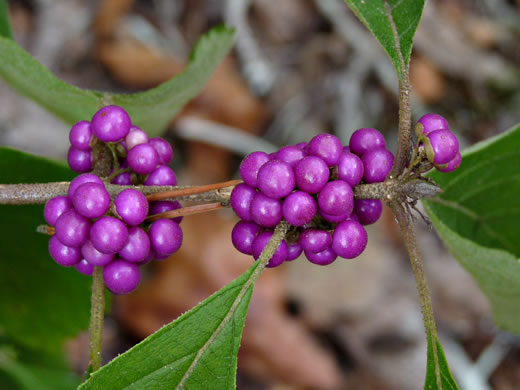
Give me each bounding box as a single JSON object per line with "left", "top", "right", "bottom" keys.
{"left": 88, "top": 267, "right": 106, "bottom": 376}
{"left": 146, "top": 202, "right": 225, "bottom": 222}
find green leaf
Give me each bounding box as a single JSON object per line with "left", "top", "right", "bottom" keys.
{"left": 112, "top": 26, "right": 235, "bottom": 136}
{"left": 0, "top": 26, "right": 234, "bottom": 136}
{"left": 344, "top": 0, "right": 426, "bottom": 79}
{"left": 0, "top": 147, "right": 91, "bottom": 353}
{"left": 80, "top": 261, "right": 259, "bottom": 390}
{"left": 0, "top": 0, "right": 13, "bottom": 39}
{"left": 424, "top": 333, "right": 459, "bottom": 390}
{"left": 424, "top": 124, "right": 520, "bottom": 332}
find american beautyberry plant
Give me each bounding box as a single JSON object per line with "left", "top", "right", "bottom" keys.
{"left": 0, "top": 1, "right": 519, "bottom": 390}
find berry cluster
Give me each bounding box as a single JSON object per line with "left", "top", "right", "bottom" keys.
{"left": 45, "top": 105, "right": 183, "bottom": 294}
{"left": 231, "top": 130, "right": 394, "bottom": 267}
{"left": 415, "top": 113, "right": 461, "bottom": 173}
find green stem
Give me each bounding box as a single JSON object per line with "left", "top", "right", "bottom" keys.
{"left": 88, "top": 267, "right": 106, "bottom": 376}
{"left": 390, "top": 201, "right": 442, "bottom": 389}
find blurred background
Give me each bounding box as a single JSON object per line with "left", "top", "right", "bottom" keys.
{"left": 1, "top": 0, "right": 520, "bottom": 389}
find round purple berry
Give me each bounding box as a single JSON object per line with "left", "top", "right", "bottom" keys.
{"left": 91, "top": 105, "right": 131, "bottom": 142}
{"left": 251, "top": 232, "right": 288, "bottom": 267}
{"left": 437, "top": 151, "right": 461, "bottom": 173}
{"left": 286, "top": 242, "right": 303, "bottom": 261}
{"left": 115, "top": 189, "right": 149, "bottom": 226}
{"left": 230, "top": 183, "right": 256, "bottom": 221}
{"left": 75, "top": 259, "right": 94, "bottom": 276}
{"left": 332, "top": 220, "right": 368, "bottom": 259}
{"left": 144, "top": 165, "right": 177, "bottom": 186}
{"left": 425, "top": 129, "right": 459, "bottom": 165}
{"left": 275, "top": 145, "right": 306, "bottom": 167}
{"left": 318, "top": 180, "right": 353, "bottom": 217}
{"left": 320, "top": 210, "right": 351, "bottom": 224}
{"left": 294, "top": 156, "right": 330, "bottom": 194}
{"left": 49, "top": 235, "right": 81, "bottom": 266}
{"left": 257, "top": 160, "right": 295, "bottom": 199}
{"left": 90, "top": 216, "right": 129, "bottom": 254}
{"left": 67, "top": 147, "right": 92, "bottom": 173}
{"left": 44, "top": 196, "right": 72, "bottom": 226}
{"left": 305, "top": 247, "right": 337, "bottom": 266}
{"left": 417, "top": 113, "right": 449, "bottom": 137}
{"left": 111, "top": 171, "right": 133, "bottom": 185}
{"left": 282, "top": 191, "right": 317, "bottom": 226}
{"left": 127, "top": 143, "right": 159, "bottom": 175}
{"left": 55, "top": 209, "right": 90, "bottom": 248}
{"left": 68, "top": 174, "right": 103, "bottom": 198}
{"left": 337, "top": 151, "right": 364, "bottom": 187}
{"left": 125, "top": 127, "right": 149, "bottom": 150}
{"left": 250, "top": 193, "right": 282, "bottom": 228}
{"left": 149, "top": 200, "right": 184, "bottom": 224}
{"left": 354, "top": 199, "right": 382, "bottom": 225}
{"left": 362, "top": 148, "right": 394, "bottom": 183}
{"left": 349, "top": 128, "right": 386, "bottom": 157}
{"left": 103, "top": 259, "right": 141, "bottom": 295}
{"left": 231, "top": 221, "right": 262, "bottom": 255}
{"left": 239, "top": 151, "right": 270, "bottom": 187}
{"left": 81, "top": 240, "right": 114, "bottom": 266}
{"left": 149, "top": 219, "right": 183, "bottom": 257}
{"left": 69, "top": 120, "right": 92, "bottom": 150}
{"left": 307, "top": 133, "right": 343, "bottom": 166}
{"left": 119, "top": 227, "right": 151, "bottom": 263}
{"left": 299, "top": 229, "right": 332, "bottom": 253}
{"left": 72, "top": 182, "right": 110, "bottom": 219}
{"left": 148, "top": 137, "right": 173, "bottom": 165}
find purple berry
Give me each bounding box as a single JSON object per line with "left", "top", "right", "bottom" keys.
{"left": 49, "top": 235, "right": 81, "bottom": 266}
{"left": 332, "top": 220, "right": 367, "bottom": 259}
{"left": 299, "top": 229, "right": 332, "bottom": 253}
{"left": 149, "top": 219, "right": 183, "bottom": 257}
{"left": 44, "top": 196, "right": 72, "bottom": 226}
{"left": 294, "top": 156, "right": 330, "bottom": 194}
{"left": 125, "top": 127, "right": 149, "bottom": 150}
{"left": 127, "top": 143, "right": 159, "bottom": 175}
{"left": 144, "top": 165, "right": 177, "bottom": 186}
{"left": 231, "top": 221, "right": 262, "bottom": 255}
{"left": 230, "top": 183, "right": 256, "bottom": 221}
{"left": 362, "top": 148, "right": 394, "bottom": 183}
{"left": 68, "top": 174, "right": 103, "bottom": 198}
{"left": 437, "top": 152, "right": 461, "bottom": 173}
{"left": 282, "top": 191, "right": 317, "bottom": 226}
{"left": 119, "top": 227, "right": 151, "bottom": 263}
{"left": 275, "top": 146, "right": 306, "bottom": 167}
{"left": 72, "top": 182, "right": 110, "bottom": 219}
{"left": 295, "top": 142, "right": 307, "bottom": 149}
{"left": 417, "top": 113, "right": 449, "bottom": 136}
{"left": 286, "top": 242, "right": 303, "bottom": 261}
{"left": 250, "top": 193, "right": 282, "bottom": 228}
{"left": 257, "top": 160, "right": 295, "bottom": 199}
{"left": 305, "top": 247, "right": 337, "bottom": 266}
{"left": 354, "top": 199, "right": 382, "bottom": 225}
{"left": 67, "top": 147, "right": 92, "bottom": 173}
{"left": 307, "top": 134, "right": 343, "bottom": 166}
{"left": 320, "top": 210, "right": 351, "bottom": 224}
{"left": 91, "top": 105, "right": 131, "bottom": 142}
{"left": 318, "top": 180, "right": 354, "bottom": 216}
{"left": 425, "top": 129, "right": 459, "bottom": 165}
{"left": 349, "top": 128, "right": 386, "bottom": 157}
{"left": 115, "top": 189, "right": 149, "bottom": 225}
{"left": 81, "top": 240, "right": 114, "bottom": 266}
{"left": 239, "top": 151, "right": 270, "bottom": 187}
{"left": 337, "top": 151, "right": 364, "bottom": 187}
{"left": 55, "top": 209, "right": 90, "bottom": 248}
{"left": 103, "top": 259, "right": 141, "bottom": 295}
{"left": 75, "top": 259, "right": 94, "bottom": 276}
{"left": 251, "top": 232, "right": 288, "bottom": 267}
{"left": 148, "top": 137, "right": 173, "bottom": 165}
{"left": 111, "top": 171, "right": 133, "bottom": 185}
{"left": 90, "top": 216, "right": 129, "bottom": 254}
{"left": 149, "top": 200, "right": 184, "bottom": 224}
{"left": 69, "top": 121, "right": 92, "bottom": 150}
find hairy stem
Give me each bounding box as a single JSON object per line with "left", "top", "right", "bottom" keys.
{"left": 390, "top": 201, "right": 441, "bottom": 389}
{"left": 88, "top": 267, "right": 106, "bottom": 376}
